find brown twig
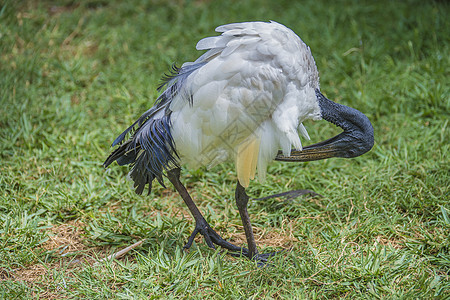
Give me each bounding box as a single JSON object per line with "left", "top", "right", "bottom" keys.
{"left": 94, "top": 240, "right": 145, "bottom": 265}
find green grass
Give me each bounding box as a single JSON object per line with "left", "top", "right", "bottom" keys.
{"left": 1, "top": 0, "right": 449, "bottom": 298}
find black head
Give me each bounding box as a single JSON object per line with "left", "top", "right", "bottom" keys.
{"left": 276, "top": 90, "right": 374, "bottom": 162}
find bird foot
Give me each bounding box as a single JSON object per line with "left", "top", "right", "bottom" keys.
{"left": 184, "top": 218, "right": 249, "bottom": 256}
{"left": 184, "top": 219, "right": 286, "bottom": 265}
{"left": 250, "top": 249, "right": 286, "bottom": 267}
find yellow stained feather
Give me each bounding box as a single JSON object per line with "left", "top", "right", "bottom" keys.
{"left": 236, "top": 136, "right": 261, "bottom": 188}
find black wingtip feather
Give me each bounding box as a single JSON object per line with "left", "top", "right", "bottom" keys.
{"left": 104, "top": 62, "right": 208, "bottom": 195}
{"left": 104, "top": 113, "right": 178, "bottom": 195}
{"left": 104, "top": 142, "right": 128, "bottom": 168}
{"left": 157, "top": 63, "right": 181, "bottom": 92}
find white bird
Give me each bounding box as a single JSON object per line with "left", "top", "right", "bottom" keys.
{"left": 104, "top": 21, "right": 374, "bottom": 262}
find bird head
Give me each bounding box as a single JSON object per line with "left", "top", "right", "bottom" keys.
{"left": 276, "top": 90, "right": 374, "bottom": 162}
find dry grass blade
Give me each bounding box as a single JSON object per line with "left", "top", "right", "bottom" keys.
{"left": 94, "top": 240, "right": 145, "bottom": 265}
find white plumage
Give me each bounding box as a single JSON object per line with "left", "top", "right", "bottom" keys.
{"left": 170, "top": 21, "right": 321, "bottom": 186}
{"left": 104, "top": 21, "right": 374, "bottom": 262}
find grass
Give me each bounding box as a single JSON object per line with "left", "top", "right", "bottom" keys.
{"left": 0, "top": 0, "right": 448, "bottom": 298}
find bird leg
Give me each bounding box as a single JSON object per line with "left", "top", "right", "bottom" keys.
{"left": 235, "top": 182, "right": 258, "bottom": 259}
{"left": 235, "top": 182, "right": 280, "bottom": 264}
{"left": 167, "top": 168, "right": 248, "bottom": 255}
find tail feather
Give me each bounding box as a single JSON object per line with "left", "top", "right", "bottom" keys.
{"left": 104, "top": 142, "right": 138, "bottom": 168}
{"left": 105, "top": 62, "right": 205, "bottom": 195}
{"left": 104, "top": 114, "right": 178, "bottom": 195}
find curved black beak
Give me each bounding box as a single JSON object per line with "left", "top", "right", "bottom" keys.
{"left": 275, "top": 90, "right": 374, "bottom": 162}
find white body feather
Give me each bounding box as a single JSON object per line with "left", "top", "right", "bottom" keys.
{"left": 170, "top": 21, "right": 322, "bottom": 186}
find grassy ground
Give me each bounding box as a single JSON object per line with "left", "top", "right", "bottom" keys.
{"left": 1, "top": 0, "right": 449, "bottom": 298}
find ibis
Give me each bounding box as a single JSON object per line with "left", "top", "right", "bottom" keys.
{"left": 104, "top": 21, "right": 374, "bottom": 262}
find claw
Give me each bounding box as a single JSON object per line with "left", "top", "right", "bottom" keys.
{"left": 183, "top": 221, "right": 216, "bottom": 249}
{"left": 253, "top": 250, "right": 285, "bottom": 267}
{"left": 184, "top": 219, "right": 285, "bottom": 266}
{"left": 184, "top": 218, "right": 250, "bottom": 255}
{"left": 183, "top": 227, "right": 201, "bottom": 250}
